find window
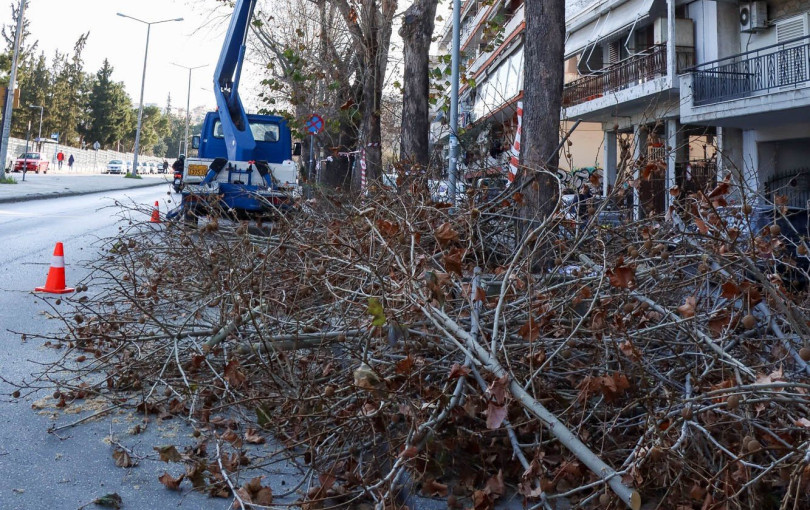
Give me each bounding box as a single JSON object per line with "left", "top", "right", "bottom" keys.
{"left": 20, "top": 153, "right": 39, "bottom": 159}
{"left": 213, "top": 120, "right": 280, "bottom": 143}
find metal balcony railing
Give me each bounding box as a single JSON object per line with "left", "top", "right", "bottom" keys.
{"left": 563, "top": 44, "right": 695, "bottom": 107}
{"left": 690, "top": 35, "right": 810, "bottom": 106}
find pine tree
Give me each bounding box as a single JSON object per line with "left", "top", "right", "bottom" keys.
{"left": 1, "top": 0, "right": 37, "bottom": 81}
{"left": 86, "top": 59, "right": 133, "bottom": 149}
{"left": 11, "top": 51, "right": 50, "bottom": 139}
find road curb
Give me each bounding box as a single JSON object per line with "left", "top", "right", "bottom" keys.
{"left": 0, "top": 180, "right": 168, "bottom": 204}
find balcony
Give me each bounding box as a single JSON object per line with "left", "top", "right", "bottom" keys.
{"left": 690, "top": 35, "right": 810, "bottom": 106}
{"left": 563, "top": 44, "right": 695, "bottom": 107}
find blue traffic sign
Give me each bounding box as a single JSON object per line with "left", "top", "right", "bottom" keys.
{"left": 306, "top": 114, "right": 325, "bottom": 135}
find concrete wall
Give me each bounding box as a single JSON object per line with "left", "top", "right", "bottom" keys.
{"left": 3, "top": 137, "right": 161, "bottom": 174}
{"left": 561, "top": 121, "right": 604, "bottom": 171}
{"left": 770, "top": 0, "right": 810, "bottom": 23}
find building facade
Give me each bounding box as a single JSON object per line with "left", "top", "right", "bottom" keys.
{"left": 431, "top": 0, "right": 602, "bottom": 185}
{"left": 565, "top": 0, "right": 810, "bottom": 214}
{"left": 433, "top": 0, "right": 810, "bottom": 214}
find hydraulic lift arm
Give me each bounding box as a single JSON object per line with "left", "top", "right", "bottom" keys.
{"left": 214, "top": 0, "right": 258, "bottom": 162}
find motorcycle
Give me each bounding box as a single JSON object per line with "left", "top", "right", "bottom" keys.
{"left": 172, "top": 172, "right": 184, "bottom": 193}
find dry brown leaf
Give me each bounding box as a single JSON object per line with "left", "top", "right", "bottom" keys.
{"left": 399, "top": 445, "right": 420, "bottom": 459}
{"left": 158, "top": 472, "right": 185, "bottom": 490}
{"left": 518, "top": 316, "right": 540, "bottom": 342}
{"left": 244, "top": 428, "right": 266, "bottom": 445}
{"left": 421, "top": 478, "right": 449, "bottom": 497}
{"left": 694, "top": 218, "right": 709, "bottom": 235}
{"left": 221, "top": 429, "right": 243, "bottom": 448}
{"left": 484, "top": 469, "right": 505, "bottom": 497}
{"left": 395, "top": 355, "right": 415, "bottom": 375}
{"left": 112, "top": 448, "right": 137, "bottom": 468}
{"left": 434, "top": 222, "right": 459, "bottom": 246}
{"left": 448, "top": 363, "right": 471, "bottom": 379}
{"left": 488, "top": 375, "right": 509, "bottom": 404}
{"left": 607, "top": 265, "right": 636, "bottom": 289}
{"left": 678, "top": 296, "right": 697, "bottom": 318}
{"left": 154, "top": 445, "right": 183, "bottom": 463}
{"left": 721, "top": 281, "right": 740, "bottom": 299}
{"left": 486, "top": 402, "right": 508, "bottom": 430}
{"left": 223, "top": 359, "right": 246, "bottom": 388}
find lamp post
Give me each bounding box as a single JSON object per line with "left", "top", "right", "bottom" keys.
{"left": 0, "top": 0, "right": 26, "bottom": 180}
{"left": 117, "top": 12, "right": 183, "bottom": 176}
{"left": 447, "top": 0, "right": 461, "bottom": 204}
{"left": 171, "top": 63, "right": 207, "bottom": 158}
{"left": 29, "top": 104, "right": 43, "bottom": 144}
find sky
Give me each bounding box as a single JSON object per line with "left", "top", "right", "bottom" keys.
{"left": 9, "top": 0, "right": 249, "bottom": 114}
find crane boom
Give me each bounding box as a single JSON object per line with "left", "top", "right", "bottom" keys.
{"left": 214, "top": 0, "right": 258, "bottom": 161}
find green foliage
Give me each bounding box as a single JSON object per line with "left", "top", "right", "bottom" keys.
{"left": 0, "top": 176, "right": 17, "bottom": 184}
{"left": 123, "top": 173, "right": 142, "bottom": 179}
{"left": 86, "top": 59, "right": 133, "bottom": 149}
{"left": 367, "top": 297, "right": 386, "bottom": 327}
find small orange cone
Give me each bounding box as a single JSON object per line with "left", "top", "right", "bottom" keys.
{"left": 150, "top": 201, "right": 161, "bottom": 223}
{"left": 35, "top": 242, "right": 75, "bottom": 294}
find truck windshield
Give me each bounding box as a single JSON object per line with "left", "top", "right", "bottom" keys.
{"left": 213, "top": 120, "right": 280, "bottom": 143}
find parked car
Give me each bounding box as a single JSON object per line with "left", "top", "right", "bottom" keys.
{"left": 147, "top": 162, "right": 158, "bottom": 174}
{"left": 106, "top": 159, "right": 125, "bottom": 174}
{"left": 13, "top": 152, "right": 49, "bottom": 174}
{"left": 125, "top": 161, "right": 133, "bottom": 173}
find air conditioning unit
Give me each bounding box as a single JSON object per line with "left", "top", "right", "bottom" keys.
{"left": 740, "top": 2, "right": 767, "bottom": 33}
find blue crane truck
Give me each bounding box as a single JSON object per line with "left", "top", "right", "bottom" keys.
{"left": 169, "top": 0, "right": 300, "bottom": 222}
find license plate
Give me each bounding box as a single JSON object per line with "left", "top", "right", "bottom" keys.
{"left": 187, "top": 164, "right": 208, "bottom": 177}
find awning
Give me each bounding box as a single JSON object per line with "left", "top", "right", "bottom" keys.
{"left": 564, "top": 0, "right": 656, "bottom": 59}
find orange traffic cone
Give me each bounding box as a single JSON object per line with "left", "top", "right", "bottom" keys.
{"left": 150, "top": 201, "right": 161, "bottom": 223}
{"left": 35, "top": 242, "right": 75, "bottom": 294}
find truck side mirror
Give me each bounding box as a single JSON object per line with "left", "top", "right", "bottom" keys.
{"left": 191, "top": 135, "right": 201, "bottom": 150}
{"left": 292, "top": 142, "right": 302, "bottom": 156}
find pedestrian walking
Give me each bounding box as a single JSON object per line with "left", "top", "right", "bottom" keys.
{"left": 57, "top": 151, "right": 64, "bottom": 169}
{"left": 68, "top": 154, "right": 75, "bottom": 170}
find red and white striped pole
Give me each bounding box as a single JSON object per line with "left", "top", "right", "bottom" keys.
{"left": 359, "top": 148, "right": 367, "bottom": 190}
{"left": 508, "top": 101, "right": 523, "bottom": 184}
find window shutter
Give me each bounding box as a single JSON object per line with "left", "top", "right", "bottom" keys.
{"left": 776, "top": 15, "right": 807, "bottom": 45}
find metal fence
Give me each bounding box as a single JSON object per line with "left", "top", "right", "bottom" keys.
{"left": 563, "top": 44, "right": 695, "bottom": 107}
{"left": 765, "top": 168, "right": 810, "bottom": 209}
{"left": 690, "top": 35, "right": 810, "bottom": 106}
{"left": 3, "top": 137, "right": 166, "bottom": 174}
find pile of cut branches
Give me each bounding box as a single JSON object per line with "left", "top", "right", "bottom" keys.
{"left": 21, "top": 175, "right": 810, "bottom": 510}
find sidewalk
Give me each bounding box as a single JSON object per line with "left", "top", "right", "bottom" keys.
{"left": 0, "top": 173, "right": 169, "bottom": 204}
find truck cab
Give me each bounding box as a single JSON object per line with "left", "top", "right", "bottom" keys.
{"left": 180, "top": 111, "right": 299, "bottom": 216}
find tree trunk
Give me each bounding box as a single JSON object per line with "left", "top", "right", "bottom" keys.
{"left": 329, "top": 0, "right": 396, "bottom": 190}
{"left": 518, "top": 0, "right": 565, "bottom": 225}
{"left": 399, "top": 0, "right": 438, "bottom": 170}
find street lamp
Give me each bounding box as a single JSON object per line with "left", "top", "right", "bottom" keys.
{"left": 29, "top": 104, "right": 43, "bottom": 142}
{"left": 117, "top": 12, "right": 183, "bottom": 176}
{"left": 171, "top": 63, "right": 207, "bottom": 158}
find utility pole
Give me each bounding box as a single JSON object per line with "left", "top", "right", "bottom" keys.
{"left": 118, "top": 13, "right": 183, "bottom": 176}
{"left": 172, "top": 63, "right": 207, "bottom": 157}
{"left": 447, "top": 0, "right": 461, "bottom": 204}
{"left": 0, "top": 0, "right": 26, "bottom": 180}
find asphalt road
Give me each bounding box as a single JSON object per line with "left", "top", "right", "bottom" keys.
{"left": 0, "top": 185, "right": 226, "bottom": 509}
{"left": 0, "top": 187, "right": 454, "bottom": 510}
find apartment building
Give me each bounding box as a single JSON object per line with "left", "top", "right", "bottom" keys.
{"left": 565, "top": 0, "right": 810, "bottom": 214}
{"left": 679, "top": 0, "right": 810, "bottom": 209}
{"left": 430, "top": 0, "right": 603, "bottom": 185}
